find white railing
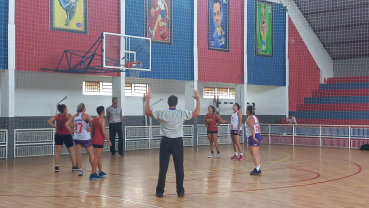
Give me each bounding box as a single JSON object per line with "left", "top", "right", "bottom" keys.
{"left": 260, "top": 124, "right": 369, "bottom": 148}
{"left": 197, "top": 124, "right": 244, "bottom": 146}
{"left": 125, "top": 125, "right": 194, "bottom": 150}
{"left": 14, "top": 128, "right": 115, "bottom": 158}
{"left": 0, "top": 129, "right": 8, "bottom": 159}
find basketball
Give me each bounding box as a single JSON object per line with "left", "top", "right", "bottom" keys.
{"left": 160, "top": 30, "right": 169, "bottom": 40}
{"left": 151, "top": 8, "right": 155, "bottom": 17}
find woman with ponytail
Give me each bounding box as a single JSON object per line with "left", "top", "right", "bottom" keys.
{"left": 245, "top": 105, "right": 262, "bottom": 175}
{"left": 47, "top": 104, "right": 77, "bottom": 172}
{"left": 65, "top": 103, "right": 94, "bottom": 176}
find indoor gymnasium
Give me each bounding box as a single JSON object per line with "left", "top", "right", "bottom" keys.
{"left": 1, "top": 0, "right": 369, "bottom": 207}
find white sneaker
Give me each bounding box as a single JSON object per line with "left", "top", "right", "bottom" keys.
{"left": 283, "top": 133, "right": 286, "bottom": 135}
{"left": 216, "top": 153, "right": 221, "bottom": 158}
{"left": 208, "top": 153, "right": 214, "bottom": 158}
{"left": 78, "top": 169, "right": 83, "bottom": 176}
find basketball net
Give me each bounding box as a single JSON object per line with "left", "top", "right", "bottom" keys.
{"left": 126, "top": 61, "right": 142, "bottom": 78}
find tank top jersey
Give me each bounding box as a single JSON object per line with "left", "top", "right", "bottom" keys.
{"left": 158, "top": 0, "right": 165, "bottom": 10}
{"left": 91, "top": 117, "right": 104, "bottom": 145}
{"left": 230, "top": 111, "right": 240, "bottom": 131}
{"left": 245, "top": 115, "right": 260, "bottom": 138}
{"left": 73, "top": 113, "right": 90, "bottom": 140}
{"left": 55, "top": 113, "right": 70, "bottom": 135}
{"left": 205, "top": 113, "right": 218, "bottom": 132}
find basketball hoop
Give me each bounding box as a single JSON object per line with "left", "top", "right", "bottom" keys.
{"left": 126, "top": 61, "right": 142, "bottom": 78}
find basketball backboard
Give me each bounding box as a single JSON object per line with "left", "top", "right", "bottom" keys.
{"left": 103, "top": 32, "right": 151, "bottom": 71}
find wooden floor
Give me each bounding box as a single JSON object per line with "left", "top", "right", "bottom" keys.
{"left": 1, "top": 144, "right": 369, "bottom": 208}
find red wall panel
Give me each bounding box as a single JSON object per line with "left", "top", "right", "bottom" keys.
{"left": 15, "top": 0, "right": 120, "bottom": 76}
{"left": 288, "top": 17, "right": 320, "bottom": 111}
{"left": 197, "top": 0, "right": 244, "bottom": 84}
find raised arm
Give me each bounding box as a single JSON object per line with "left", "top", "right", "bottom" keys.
{"left": 192, "top": 90, "right": 200, "bottom": 118}
{"left": 145, "top": 89, "right": 154, "bottom": 117}
{"left": 47, "top": 115, "right": 57, "bottom": 128}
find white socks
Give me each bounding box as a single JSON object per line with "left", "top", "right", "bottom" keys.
{"left": 240, "top": 153, "right": 243, "bottom": 156}
{"left": 256, "top": 164, "right": 260, "bottom": 171}
{"left": 235, "top": 152, "right": 238, "bottom": 156}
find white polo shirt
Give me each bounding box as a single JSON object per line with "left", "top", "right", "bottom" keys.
{"left": 286, "top": 116, "right": 297, "bottom": 124}
{"left": 152, "top": 109, "right": 193, "bottom": 138}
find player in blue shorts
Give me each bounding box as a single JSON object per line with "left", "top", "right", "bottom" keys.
{"left": 149, "top": 0, "right": 169, "bottom": 39}
{"left": 245, "top": 105, "right": 262, "bottom": 175}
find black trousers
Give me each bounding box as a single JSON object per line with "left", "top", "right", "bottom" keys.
{"left": 109, "top": 122, "right": 124, "bottom": 155}
{"left": 156, "top": 137, "right": 184, "bottom": 194}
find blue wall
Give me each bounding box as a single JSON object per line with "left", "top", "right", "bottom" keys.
{"left": 125, "top": 0, "right": 194, "bottom": 80}
{"left": 0, "top": 0, "right": 8, "bottom": 69}
{"left": 247, "top": 0, "right": 286, "bottom": 86}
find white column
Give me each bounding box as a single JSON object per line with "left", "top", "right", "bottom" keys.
{"left": 285, "top": 12, "right": 289, "bottom": 117}
{"left": 193, "top": 0, "right": 198, "bottom": 107}
{"left": 2, "top": 0, "right": 15, "bottom": 117}
{"left": 112, "top": 0, "right": 126, "bottom": 115}
{"left": 241, "top": 0, "right": 248, "bottom": 113}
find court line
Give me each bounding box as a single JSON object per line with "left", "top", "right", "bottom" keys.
{"left": 64, "top": 187, "right": 164, "bottom": 208}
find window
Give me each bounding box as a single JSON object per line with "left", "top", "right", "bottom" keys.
{"left": 83, "top": 81, "right": 112, "bottom": 96}
{"left": 203, "top": 87, "right": 235, "bottom": 99}
{"left": 125, "top": 83, "right": 148, "bottom": 97}
{"left": 83, "top": 81, "right": 148, "bottom": 97}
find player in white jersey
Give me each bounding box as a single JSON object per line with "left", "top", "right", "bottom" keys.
{"left": 221, "top": 103, "right": 244, "bottom": 160}
{"left": 66, "top": 103, "right": 94, "bottom": 176}
{"left": 245, "top": 105, "right": 262, "bottom": 175}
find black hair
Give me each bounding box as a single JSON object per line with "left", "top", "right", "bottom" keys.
{"left": 235, "top": 103, "right": 241, "bottom": 110}
{"left": 168, "top": 95, "right": 178, "bottom": 107}
{"left": 112, "top": 97, "right": 118, "bottom": 101}
{"left": 209, "top": 105, "right": 215, "bottom": 113}
{"left": 96, "top": 106, "right": 105, "bottom": 115}
{"left": 213, "top": 0, "right": 222, "bottom": 13}
{"left": 247, "top": 105, "right": 255, "bottom": 115}
{"left": 57, "top": 104, "right": 66, "bottom": 113}
{"left": 289, "top": 112, "right": 293, "bottom": 116}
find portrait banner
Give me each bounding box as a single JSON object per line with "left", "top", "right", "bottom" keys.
{"left": 145, "top": 0, "right": 173, "bottom": 45}
{"left": 208, "top": 0, "right": 230, "bottom": 52}
{"left": 49, "top": 0, "right": 88, "bottom": 34}
{"left": 255, "top": 1, "right": 273, "bottom": 56}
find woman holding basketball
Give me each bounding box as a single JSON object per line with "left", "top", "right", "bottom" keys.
{"left": 205, "top": 105, "right": 222, "bottom": 158}
{"left": 222, "top": 103, "right": 244, "bottom": 160}
{"left": 246, "top": 106, "right": 262, "bottom": 175}
{"left": 47, "top": 104, "right": 78, "bottom": 172}
{"left": 65, "top": 103, "right": 94, "bottom": 176}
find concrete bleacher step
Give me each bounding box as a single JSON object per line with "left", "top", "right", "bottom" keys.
{"left": 291, "top": 111, "right": 369, "bottom": 120}
{"left": 320, "top": 82, "right": 369, "bottom": 90}
{"left": 312, "top": 89, "right": 369, "bottom": 97}
{"left": 326, "top": 76, "right": 369, "bottom": 84}
{"left": 304, "top": 96, "right": 369, "bottom": 104}
{"left": 296, "top": 103, "right": 369, "bottom": 111}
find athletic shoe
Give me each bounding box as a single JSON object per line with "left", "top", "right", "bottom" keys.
{"left": 78, "top": 169, "right": 83, "bottom": 176}
{"left": 178, "top": 193, "right": 185, "bottom": 197}
{"left": 149, "top": 28, "right": 155, "bottom": 39}
{"left": 216, "top": 153, "right": 221, "bottom": 158}
{"left": 250, "top": 168, "right": 262, "bottom": 175}
{"left": 55, "top": 166, "right": 59, "bottom": 172}
{"left": 238, "top": 155, "right": 245, "bottom": 161}
{"left": 283, "top": 133, "right": 286, "bottom": 135}
{"left": 72, "top": 166, "right": 79, "bottom": 171}
{"left": 155, "top": 192, "right": 163, "bottom": 197}
{"left": 89, "top": 173, "right": 101, "bottom": 180}
{"left": 208, "top": 153, "right": 214, "bottom": 158}
{"left": 231, "top": 155, "right": 239, "bottom": 160}
{"left": 119, "top": 153, "right": 125, "bottom": 156}
{"left": 98, "top": 171, "right": 107, "bottom": 178}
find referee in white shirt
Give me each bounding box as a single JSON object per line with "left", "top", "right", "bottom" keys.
{"left": 106, "top": 97, "right": 124, "bottom": 156}
{"left": 145, "top": 89, "right": 200, "bottom": 197}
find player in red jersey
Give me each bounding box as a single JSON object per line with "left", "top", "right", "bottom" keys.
{"left": 205, "top": 105, "right": 223, "bottom": 158}
{"left": 47, "top": 104, "right": 78, "bottom": 172}
{"left": 89, "top": 106, "right": 112, "bottom": 180}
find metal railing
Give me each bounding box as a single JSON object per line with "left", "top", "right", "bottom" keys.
{"left": 125, "top": 125, "right": 194, "bottom": 150}
{"left": 260, "top": 124, "right": 369, "bottom": 148}
{"left": 0, "top": 129, "right": 8, "bottom": 159}
{"left": 197, "top": 124, "right": 244, "bottom": 145}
